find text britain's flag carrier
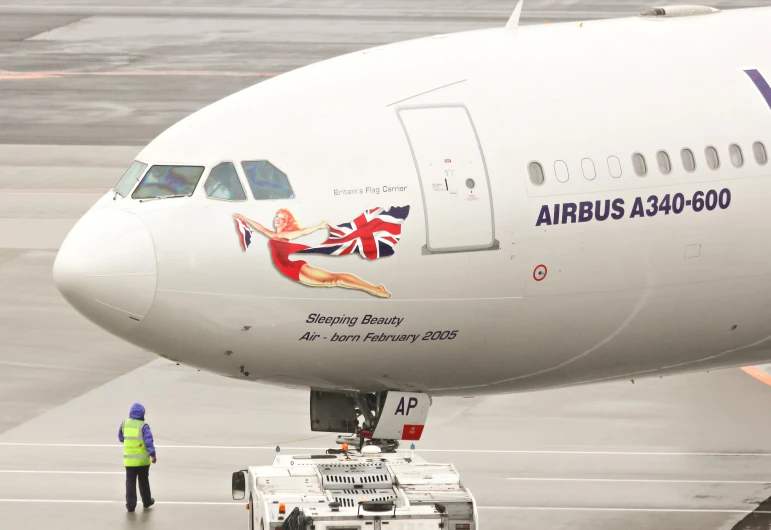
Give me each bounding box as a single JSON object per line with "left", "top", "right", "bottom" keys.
{"left": 236, "top": 206, "right": 410, "bottom": 259}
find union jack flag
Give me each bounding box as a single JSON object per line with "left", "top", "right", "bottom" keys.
{"left": 235, "top": 218, "right": 253, "bottom": 251}
{"left": 300, "top": 206, "right": 410, "bottom": 260}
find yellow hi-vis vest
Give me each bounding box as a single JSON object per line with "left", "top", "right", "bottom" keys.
{"left": 122, "top": 419, "right": 151, "bottom": 467}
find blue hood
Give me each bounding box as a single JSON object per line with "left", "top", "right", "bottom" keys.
{"left": 129, "top": 403, "right": 145, "bottom": 420}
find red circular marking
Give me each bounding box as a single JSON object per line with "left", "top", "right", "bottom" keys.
{"left": 533, "top": 264, "right": 548, "bottom": 282}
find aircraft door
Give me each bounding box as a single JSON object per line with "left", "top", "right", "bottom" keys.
{"left": 398, "top": 106, "right": 497, "bottom": 253}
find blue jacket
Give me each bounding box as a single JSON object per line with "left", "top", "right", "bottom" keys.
{"left": 118, "top": 403, "right": 156, "bottom": 457}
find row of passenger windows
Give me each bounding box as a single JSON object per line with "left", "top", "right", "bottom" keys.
{"left": 114, "top": 160, "right": 295, "bottom": 201}
{"left": 528, "top": 142, "right": 769, "bottom": 185}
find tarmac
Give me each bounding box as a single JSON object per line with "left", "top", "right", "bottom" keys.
{"left": 2, "top": 1, "right": 771, "bottom": 529}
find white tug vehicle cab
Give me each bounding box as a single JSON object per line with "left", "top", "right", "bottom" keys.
{"left": 232, "top": 445, "right": 477, "bottom": 530}
{"left": 232, "top": 390, "right": 477, "bottom": 529}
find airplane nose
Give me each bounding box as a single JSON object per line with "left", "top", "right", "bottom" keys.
{"left": 53, "top": 209, "right": 157, "bottom": 333}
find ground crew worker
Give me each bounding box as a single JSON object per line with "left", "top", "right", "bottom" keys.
{"left": 118, "top": 402, "right": 156, "bottom": 512}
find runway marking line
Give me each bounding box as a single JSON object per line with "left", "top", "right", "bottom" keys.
{"left": 4, "top": 471, "right": 764, "bottom": 483}
{"left": 0, "top": 500, "right": 767, "bottom": 513}
{"left": 0, "top": 470, "right": 122, "bottom": 475}
{"left": 2, "top": 443, "right": 771, "bottom": 457}
{"left": 0, "top": 499, "right": 236, "bottom": 505}
{"left": 479, "top": 507, "right": 771, "bottom": 513}
{"left": 507, "top": 477, "right": 771, "bottom": 484}
{"left": 0, "top": 188, "right": 107, "bottom": 195}
{"left": 0, "top": 69, "right": 279, "bottom": 80}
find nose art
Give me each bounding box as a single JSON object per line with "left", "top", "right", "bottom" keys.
{"left": 53, "top": 209, "right": 157, "bottom": 332}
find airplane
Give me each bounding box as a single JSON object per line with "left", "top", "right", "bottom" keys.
{"left": 53, "top": 3, "right": 771, "bottom": 441}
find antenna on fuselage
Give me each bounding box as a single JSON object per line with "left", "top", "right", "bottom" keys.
{"left": 505, "top": 0, "right": 524, "bottom": 28}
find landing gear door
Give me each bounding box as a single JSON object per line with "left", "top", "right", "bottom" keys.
{"left": 398, "top": 106, "right": 497, "bottom": 253}
{"left": 371, "top": 392, "right": 430, "bottom": 441}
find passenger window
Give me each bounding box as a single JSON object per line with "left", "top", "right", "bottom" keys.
{"left": 554, "top": 160, "right": 569, "bottom": 183}
{"left": 581, "top": 158, "right": 596, "bottom": 181}
{"left": 204, "top": 162, "right": 247, "bottom": 201}
{"left": 132, "top": 165, "right": 205, "bottom": 199}
{"left": 241, "top": 161, "right": 295, "bottom": 200}
{"left": 754, "top": 142, "right": 768, "bottom": 165}
{"left": 632, "top": 153, "right": 647, "bottom": 177}
{"left": 729, "top": 144, "right": 744, "bottom": 168}
{"left": 114, "top": 161, "right": 148, "bottom": 198}
{"left": 656, "top": 151, "right": 671, "bottom": 175}
{"left": 528, "top": 161, "right": 545, "bottom": 186}
{"left": 681, "top": 149, "right": 696, "bottom": 172}
{"left": 607, "top": 156, "right": 622, "bottom": 178}
{"left": 705, "top": 146, "right": 720, "bottom": 170}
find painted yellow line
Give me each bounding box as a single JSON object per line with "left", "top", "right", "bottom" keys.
{"left": 741, "top": 366, "right": 771, "bottom": 386}
{"left": 0, "top": 72, "right": 59, "bottom": 80}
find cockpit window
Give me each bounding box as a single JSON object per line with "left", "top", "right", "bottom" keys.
{"left": 241, "top": 161, "right": 294, "bottom": 200}
{"left": 132, "top": 165, "right": 205, "bottom": 199}
{"left": 114, "top": 161, "right": 148, "bottom": 198}
{"left": 204, "top": 162, "right": 247, "bottom": 201}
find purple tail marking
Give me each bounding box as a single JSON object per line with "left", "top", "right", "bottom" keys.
{"left": 745, "top": 69, "right": 771, "bottom": 110}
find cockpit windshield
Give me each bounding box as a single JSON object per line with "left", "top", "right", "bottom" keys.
{"left": 113, "top": 160, "right": 148, "bottom": 198}
{"left": 204, "top": 162, "right": 247, "bottom": 201}
{"left": 132, "top": 165, "right": 205, "bottom": 200}
{"left": 242, "top": 161, "right": 294, "bottom": 200}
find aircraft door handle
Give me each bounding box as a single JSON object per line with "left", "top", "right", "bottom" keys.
{"left": 444, "top": 168, "right": 458, "bottom": 194}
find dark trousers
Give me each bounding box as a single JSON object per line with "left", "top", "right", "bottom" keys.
{"left": 125, "top": 465, "right": 152, "bottom": 508}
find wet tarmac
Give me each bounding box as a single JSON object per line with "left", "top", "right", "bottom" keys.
{"left": 0, "top": 0, "right": 765, "bottom": 145}
{"left": 5, "top": 360, "right": 771, "bottom": 529}
{"left": 2, "top": 1, "right": 771, "bottom": 529}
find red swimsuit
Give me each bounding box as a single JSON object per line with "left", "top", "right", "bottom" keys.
{"left": 269, "top": 238, "right": 309, "bottom": 282}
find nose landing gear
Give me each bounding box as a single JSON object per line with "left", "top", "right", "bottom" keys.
{"left": 309, "top": 390, "right": 430, "bottom": 452}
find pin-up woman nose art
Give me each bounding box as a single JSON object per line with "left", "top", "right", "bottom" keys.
{"left": 234, "top": 206, "right": 410, "bottom": 299}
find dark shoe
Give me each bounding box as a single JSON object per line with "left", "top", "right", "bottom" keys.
{"left": 143, "top": 498, "right": 155, "bottom": 509}
{"left": 127, "top": 506, "right": 135, "bottom": 512}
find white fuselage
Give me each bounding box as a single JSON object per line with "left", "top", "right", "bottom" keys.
{"left": 54, "top": 6, "right": 771, "bottom": 396}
